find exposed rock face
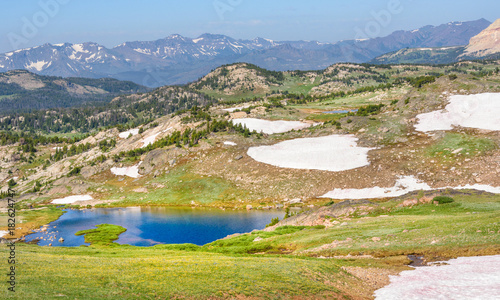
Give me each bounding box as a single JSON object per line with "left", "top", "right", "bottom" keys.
{"left": 139, "top": 148, "right": 187, "bottom": 175}
{"left": 463, "top": 19, "right": 500, "bottom": 57}
{"left": 265, "top": 200, "right": 375, "bottom": 229}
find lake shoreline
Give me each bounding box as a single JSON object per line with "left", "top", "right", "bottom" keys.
{"left": 22, "top": 206, "right": 286, "bottom": 247}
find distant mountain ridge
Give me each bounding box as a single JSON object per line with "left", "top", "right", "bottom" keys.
{"left": 370, "top": 18, "right": 500, "bottom": 65}
{"left": 0, "top": 19, "right": 491, "bottom": 87}
{"left": 0, "top": 69, "right": 148, "bottom": 113}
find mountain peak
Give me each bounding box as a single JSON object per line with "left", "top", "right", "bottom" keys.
{"left": 166, "top": 34, "right": 186, "bottom": 40}
{"left": 463, "top": 19, "right": 500, "bottom": 57}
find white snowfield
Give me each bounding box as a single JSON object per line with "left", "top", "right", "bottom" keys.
{"left": 222, "top": 105, "right": 251, "bottom": 112}
{"left": 141, "top": 133, "right": 160, "bottom": 148}
{"left": 0, "top": 230, "right": 8, "bottom": 237}
{"left": 141, "top": 127, "right": 172, "bottom": 148}
{"left": 110, "top": 162, "right": 142, "bottom": 178}
{"left": 248, "top": 135, "right": 374, "bottom": 172}
{"left": 25, "top": 60, "right": 51, "bottom": 71}
{"left": 51, "top": 195, "right": 93, "bottom": 204}
{"left": 374, "top": 255, "right": 500, "bottom": 300}
{"left": 224, "top": 141, "right": 237, "bottom": 146}
{"left": 119, "top": 129, "right": 139, "bottom": 139}
{"left": 415, "top": 93, "right": 500, "bottom": 132}
{"left": 321, "top": 176, "right": 500, "bottom": 199}
{"left": 232, "top": 118, "right": 314, "bottom": 134}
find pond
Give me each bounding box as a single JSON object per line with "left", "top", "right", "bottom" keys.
{"left": 25, "top": 207, "right": 284, "bottom": 247}
{"left": 323, "top": 109, "right": 358, "bottom": 114}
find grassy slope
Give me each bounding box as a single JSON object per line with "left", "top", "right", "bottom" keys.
{"left": 90, "top": 165, "right": 251, "bottom": 207}
{"left": 2, "top": 245, "right": 364, "bottom": 299}
{"left": 204, "top": 193, "right": 500, "bottom": 258}
{"left": 1, "top": 193, "right": 498, "bottom": 299}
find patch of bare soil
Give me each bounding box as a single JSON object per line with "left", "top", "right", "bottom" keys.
{"left": 341, "top": 266, "right": 399, "bottom": 294}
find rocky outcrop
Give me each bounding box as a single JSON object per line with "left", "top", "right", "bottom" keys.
{"left": 463, "top": 19, "right": 500, "bottom": 57}
{"left": 139, "top": 148, "right": 187, "bottom": 175}
{"left": 267, "top": 200, "right": 375, "bottom": 229}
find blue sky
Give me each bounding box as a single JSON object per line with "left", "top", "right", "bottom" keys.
{"left": 0, "top": 0, "right": 498, "bottom": 53}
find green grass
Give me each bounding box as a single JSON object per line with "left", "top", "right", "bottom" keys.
{"left": 203, "top": 193, "right": 500, "bottom": 258}
{"left": 305, "top": 113, "right": 347, "bottom": 122}
{"left": 0, "top": 206, "right": 64, "bottom": 238}
{"left": 1, "top": 192, "right": 499, "bottom": 299}
{"left": 205, "top": 226, "right": 323, "bottom": 254}
{"left": 270, "top": 74, "right": 320, "bottom": 95}
{"left": 75, "top": 224, "right": 127, "bottom": 246}
{"left": 0, "top": 244, "right": 353, "bottom": 299}
{"left": 428, "top": 133, "right": 497, "bottom": 159}
{"left": 102, "top": 166, "right": 250, "bottom": 207}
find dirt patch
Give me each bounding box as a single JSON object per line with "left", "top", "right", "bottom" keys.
{"left": 341, "top": 266, "right": 399, "bottom": 292}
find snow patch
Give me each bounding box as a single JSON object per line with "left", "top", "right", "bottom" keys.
{"left": 321, "top": 176, "right": 500, "bottom": 199}
{"left": 222, "top": 105, "right": 251, "bottom": 112}
{"left": 134, "top": 48, "right": 151, "bottom": 55}
{"left": 141, "top": 133, "right": 160, "bottom": 148}
{"left": 193, "top": 38, "right": 204, "bottom": 43}
{"left": 51, "top": 195, "right": 93, "bottom": 204}
{"left": 110, "top": 162, "right": 142, "bottom": 178}
{"left": 0, "top": 230, "right": 9, "bottom": 237}
{"left": 71, "top": 44, "right": 87, "bottom": 53}
{"left": 25, "top": 60, "right": 51, "bottom": 71}
{"left": 374, "top": 255, "right": 500, "bottom": 299}
{"left": 232, "top": 118, "right": 313, "bottom": 134}
{"left": 85, "top": 53, "right": 96, "bottom": 62}
{"left": 322, "top": 176, "right": 430, "bottom": 199}
{"left": 119, "top": 129, "right": 139, "bottom": 139}
{"left": 230, "top": 42, "right": 243, "bottom": 49}
{"left": 415, "top": 93, "right": 500, "bottom": 132}
{"left": 248, "top": 135, "right": 374, "bottom": 172}
{"left": 66, "top": 63, "right": 76, "bottom": 71}
{"left": 224, "top": 141, "right": 237, "bottom": 146}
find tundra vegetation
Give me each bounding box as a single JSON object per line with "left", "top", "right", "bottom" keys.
{"left": 1, "top": 60, "right": 500, "bottom": 299}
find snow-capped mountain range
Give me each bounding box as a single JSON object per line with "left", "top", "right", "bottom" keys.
{"left": 0, "top": 19, "right": 491, "bottom": 87}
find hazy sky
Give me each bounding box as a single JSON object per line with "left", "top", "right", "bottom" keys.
{"left": 1, "top": 0, "right": 498, "bottom": 53}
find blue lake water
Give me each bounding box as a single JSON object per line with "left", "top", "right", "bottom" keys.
{"left": 323, "top": 109, "right": 358, "bottom": 114}
{"left": 25, "top": 207, "right": 284, "bottom": 247}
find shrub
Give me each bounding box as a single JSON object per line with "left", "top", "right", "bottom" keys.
{"left": 266, "top": 217, "right": 280, "bottom": 228}
{"left": 409, "top": 75, "right": 436, "bottom": 88}
{"left": 68, "top": 166, "right": 82, "bottom": 177}
{"left": 433, "top": 196, "right": 454, "bottom": 204}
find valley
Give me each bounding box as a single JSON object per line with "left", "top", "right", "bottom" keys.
{"left": 1, "top": 56, "right": 499, "bottom": 298}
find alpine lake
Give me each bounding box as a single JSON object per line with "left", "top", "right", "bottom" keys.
{"left": 25, "top": 207, "right": 286, "bottom": 247}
